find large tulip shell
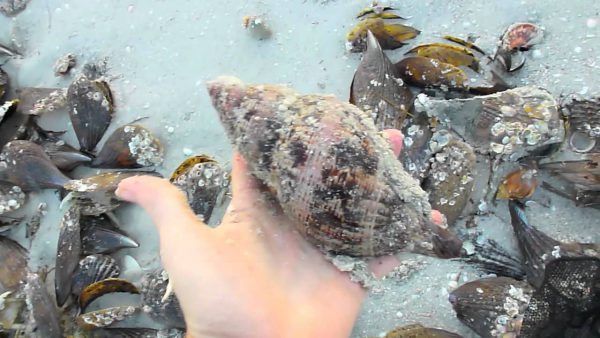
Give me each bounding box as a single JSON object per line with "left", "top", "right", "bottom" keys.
{"left": 77, "top": 305, "right": 139, "bottom": 330}
{"left": 0, "top": 140, "right": 70, "bottom": 191}
{"left": 140, "top": 269, "right": 185, "bottom": 328}
{"left": 55, "top": 204, "right": 81, "bottom": 306}
{"left": 170, "top": 155, "right": 231, "bottom": 222}
{"left": 207, "top": 76, "right": 462, "bottom": 258}
{"left": 382, "top": 324, "right": 463, "bottom": 338}
{"left": 67, "top": 74, "right": 114, "bottom": 152}
{"left": 24, "top": 272, "right": 62, "bottom": 338}
{"left": 71, "top": 254, "right": 120, "bottom": 297}
{"left": 449, "top": 277, "right": 532, "bottom": 338}
{"left": 395, "top": 56, "right": 468, "bottom": 90}
{"left": 0, "top": 235, "right": 28, "bottom": 293}
{"left": 92, "top": 124, "right": 163, "bottom": 168}
{"left": 81, "top": 214, "right": 139, "bottom": 254}
{"left": 0, "top": 182, "right": 25, "bottom": 215}
{"left": 350, "top": 30, "right": 413, "bottom": 130}
{"left": 346, "top": 17, "right": 419, "bottom": 53}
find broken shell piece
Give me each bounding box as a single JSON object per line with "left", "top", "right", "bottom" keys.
{"left": 382, "top": 323, "right": 463, "bottom": 338}
{"left": 0, "top": 100, "right": 18, "bottom": 124}
{"left": 0, "top": 182, "right": 26, "bottom": 215}
{"left": 242, "top": 15, "right": 272, "bottom": 40}
{"left": 91, "top": 124, "right": 164, "bottom": 168}
{"left": 71, "top": 254, "right": 120, "bottom": 297}
{"left": 0, "top": 0, "right": 29, "bottom": 17}
{"left": 53, "top": 53, "right": 76, "bottom": 76}
{"left": 55, "top": 204, "right": 81, "bottom": 306}
{"left": 76, "top": 305, "right": 139, "bottom": 330}
{"left": 170, "top": 155, "right": 231, "bottom": 222}
{"left": 79, "top": 278, "right": 139, "bottom": 311}
{"left": 496, "top": 167, "right": 538, "bottom": 200}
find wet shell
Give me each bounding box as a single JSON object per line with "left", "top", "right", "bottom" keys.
{"left": 350, "top": 30, "right": 413, "bottom": 130}
{"left": 207, "top": 76, "right": 462, "bottom": 257}
{"left": 449, "top": 276, "right": 532, "bottom": 338}
{"left": 24, "top": 272, "right": 62, "bottom": 338}
{"left": 77, "top": 305, "right": 139, "bottom": 330}
{"left": 422, "top": 135, "right": 476, "bottom": 226}
{"left": 71, "top": 254, "right": 120, "bottom": 297}
{"left": 501, "top": 22, "right": 543, "bottom": 51}
{"left": 0, "top": 67, "right": 8, "bottom": 98}
{"left": 0, "top": 182, "right": 25, "bottom": 215}
{"left": 462, "top": 239, "right": 526, "bottom": 280}
{"left": 41, "top": 139, "right": 93, "bottom": 171}
{"left": 346, "top": 17, "right": 420, "bottom": 53}
{"left": 406, "top": 43, "right": 480, "bottom": 71}
{"left": 79, "top": 278, "right": 139, "bottom": 310}
{"left": 0, "top": 99, "right": 18, "bottom": 124}
{"left": 92, "top": 124, "right": 164, "bottom": 168}
{"left": 356, "top": 4, "right": 396, "bottom": 19}
{"left": 81, "top": 214, "right": 139, "bottom": 254}
{"left": 140, "top": 269, "right": 185, "bottom": 328}
{"left": 15, "top": 87, "right": 68, "bottom": 116}
{"left": 395, "top": 56, "right": 468, "bottom": 90}
{"left": 561, "top": 95, "right": 600, "bottom": 153}
{"left": 55, "top": 204, "right": 81, "bottom": 306}
{"left": 382, "top": 323, "right": 463, "bottom": 338}
{"left": 94, "top": 328, "right": 185, "bottom": 338}
{"left": 0, "top": 235, "right": 28, "bottom": 292}
{"left": 0, "top": 140, "right": 70, "bottom": 191}
{"left": 170, "top": 155, "right": 231, "bottom": 222}
{"left": 67, "top": 73, "right": 114, "bottom": 152}
{"left": 399, "top": 113, "right": 434, "bottom": 182}
{"left": 496, "top": 167, "right": 538, "bottom": 200}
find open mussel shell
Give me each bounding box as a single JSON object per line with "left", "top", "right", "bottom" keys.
{"left": 64, "top": 171, "right": 162, "bottom": 216}
{"left": 0, "top": 235, "right": 28, "bottom": 293}
{"left": 81, "top": 214, "right": 139, "bottom": 254}
{"left": 77, "top": 305, "right": 139, "bottom": 330}
{"left": 71, "top": 254, "right": 120, "bottom": 297}
{"left": 0, "top": 140, "right": 70, "bottom": 191}
{"left": 67, "top": 73, "right": 114, "bottom": 152}
{"left": 381, "top": 323, "right": 463, "bottom": 338}
{"left": 422, "top": 135, "right": 476, "bottom": 226}
{"left": 140, "top": 269, "right": 185, "bottom": 328}
{"left": 406, "top": 43, "right": 480, "bottom": 72}
{"left": 0, "top": 182, "right": 26, "bottom": 215}
{"left": 395, "top": 56, "right": 468, "bottom": 91}
{"left": 79, "top": 278, "right": 139, "bottom": 311}
{"left": 346, "top": 17, "right": 420, "bottom": 53}
{"left": 55, "top": 204, "right": 81, "bottom": 306}
{"left": 92, "top": 124, "right": 164, "bottom": 169}
{"left": 24, "top": 272, "right": 62, "bottom": 338}
{"left": 170, "top": 155, "right": 230, "bottom": 222}
{"left": 449, "top": 277, "right": 532, "bottom": 338}
{"left": 350, "top": 30, "right": 413, "bottom": 130}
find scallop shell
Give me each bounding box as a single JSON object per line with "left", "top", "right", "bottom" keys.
{"left": 0, "top": 140, "right": 70, "bottom": 191}
{"left": 55, "top": 204, "right": 81, "bottom": 306}
{"left": 71, "top": 254, "right": 120, "bottom": 297}
{"left": 67, "top": 73, "right": 114, "bottom": 152}
{"left": 0, "top": 182, "right": 25, "bottom": 215}
{"left": 91, "top": 124, "right": 164, "bottom": 168}
{"left": 0, "top": 235, "right": 28, "bottom": 293}
{"left": 81, "top": 214, "right": 139, "bottom": 254}
{"left": 170, "top": 155, "right": 231, "bottom": 222}
{"left": 449, "top": 277, "right": 532, "bottom": 338}
{"left": 140, "top": 269, "right": 185, "bottom": 329}
{"left": 500, "top": 23, "right": 543, "bottom": 51}
{"left": 382, "top": 323, "right": 463, "bottom": 338}
{"left": 24, "top": 272, "right": 62, "bottom": 338}
{"left": 77, "top": 305, "right": 139, "bottom": 330}
{"left": 350, "top": 30, "right": 413, "bottom": 130}
{"left": 207, "top": 76, "right": 462, "bottom": 258}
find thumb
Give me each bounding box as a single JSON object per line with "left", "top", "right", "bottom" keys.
{"left": 383, "top": 129, "right": 404, "bottom": 157}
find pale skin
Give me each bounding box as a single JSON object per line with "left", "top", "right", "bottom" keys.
{"left": 115, "top": 129, "right": 443, "bottom": 338}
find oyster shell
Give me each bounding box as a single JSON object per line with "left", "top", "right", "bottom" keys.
{"left": 81, "top": 214, "right": 139, "bottom": 254}
{"left": 350, "top": 30, "right": 413, "bottom": 130}
{"left": 24, "top": 272, "right": 62, "bottom": 338}
{"left": 91, "top": 124, "right": 164, "bottom": 168}
{"left": 0, "top": 182, "right": 25, "bottom": 215}
{"left": 0, "top": 140, "right": 70, "bottom": 191}
{"left": 382, "top": 323, "right": 463, "bottom": 338}
{"left": 71, "top": 254, "right": 120, "bottom": 296}
{"left": 0, "top": 235, "right": 28, "bottom": 293}
{"left": 207, "top": 76, "right": 462, "bottom": 258}
{"left": 140, "top": 269, "right": 185, "bottom": 329}
{"left": 67, "top": 73, "right": 114, "bottom": 152}
{"left": 449, "top": 276, "right": 532, "bottom": 338}
{"left": 55, "top": 204, "right": 81, "bottom": 306}
{"left": 170, "top": 155, "right": 231, "bottom": 222}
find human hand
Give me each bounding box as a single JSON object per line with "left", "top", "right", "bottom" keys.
{"left": 115, "top": 129, "right": 443, "bottom": 338}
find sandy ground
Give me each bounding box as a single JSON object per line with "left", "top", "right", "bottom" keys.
{"left": 1, "top": 0, "right": 599, "bottom": 337}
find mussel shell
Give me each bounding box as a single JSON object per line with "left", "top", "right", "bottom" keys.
{"left": 0, "top": 182, "right": 25, "bottom": 215}
{"left": 449, "top": 277, "right": 532, "bottom": 338}
{"left": 71, "top": 254, "right": 120, "bottom": 297}
{"left": 0, "top": 100, "right": 18, "bottom": 125}
{"left": 406, "top": 43, "right": 480, "bottom": 71}
{"left": 92, "top": 124, "right": 163, "bottom": 168}
{"left": 399, "top": 113, "right": 434, "bottom": 182}
{"left": 81, "top": 214, "right": 139, "bottom": 254}
{"left": 24, "top": 272, "right": 62, "bottom": 338}
{"left": 15, "top": 87, "right": 68, "bottom": 116}
{"left": 383, "top": 323, "right": 463, "bottom": 338}
{"left": 170, "top": 155, "right": 230, "bottom": 221}
{"left": 40, "top": 139, "right": 92, "bottom": 171}
{"left": 55, "top": 204, "right": 81, "bottom": 306}
{"left": 346, "top": 17, "right": 420, "bottom": 53}
{"left": 77, "top": 305, "right": 139, "bottom": 330}
{"left": 92, "top": 328, "right": 185, "bottom": 338}
{"left": 207, "top": 76, "right": 462, "bottom": 258}
{"left": 462, "top": 239, "right": 527, "bottom": 280}
{"left": 0, "top": 235, "right": 28, "bottom": 293}
{"left": 0, "top": 140, "right": 70, "bottom": 191}
{"left": 395, "top": 56, "right": 468, "bottom": 90}
{"left": 67, "top": 73, "right": 114, "bottom": 152}
{"left": 140, "top": 269, "right": 185, "bottom": 328}
{"left": 79, "top": 278, "right": 139, "bottom": 311}
{"left": 350, "top": 30, "right": 413, "bottom": 130}
{"left": 0, "top": 67, "right": 7, "bottom": 98}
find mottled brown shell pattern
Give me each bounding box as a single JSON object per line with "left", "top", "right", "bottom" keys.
{"left": 208, "top": 77, "right": 443, "bottom": 257}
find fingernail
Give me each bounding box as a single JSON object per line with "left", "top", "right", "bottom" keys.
{"left": 115, "top": 185, "right": 132, "bottom": 201}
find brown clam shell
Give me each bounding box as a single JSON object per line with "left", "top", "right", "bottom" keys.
{"left": 77, "top": 305, "right": 139, "bottom": 330}
{"left": 140, "top": 269, "right": 185, "bottom": 329}
{"left": 55, "top": 204, "right": 81, "bottom": 306}
{"left": 0, "top": 235, "right": 28, "bottom": 293}
{"left": 383, "top": 323, "right": 463, "bottom": 338}
{"left": 92, "top": 124, "right": 164, "bottom": 168}
{"left": 350, "top": 30, "right": 413, "bottom": 130}
{"left": 79, "top": 278, "right": 139, "bottom": 311}
{"left": 71, "top": 254, "right": 120, "bottom": 297}
{"left": 207, "top": 76, "right": 462, "bottom": 258}
{"left": 24, "top": 272, "right": 62, "bottom": 338}
{"left": 0, "top": 140, "right": 70, "bottom": 191}
{"left": 67, "top": 73, "right": 114, "bottom": 152}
